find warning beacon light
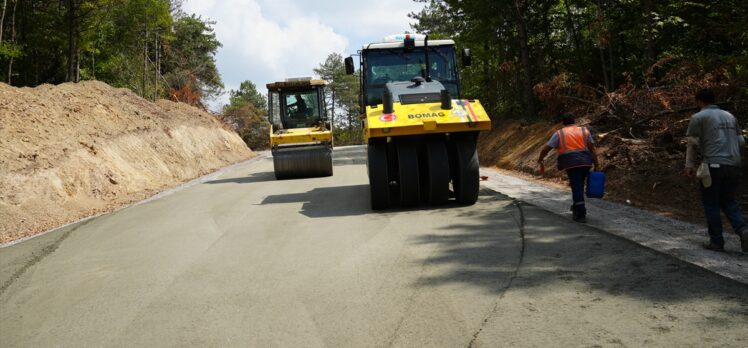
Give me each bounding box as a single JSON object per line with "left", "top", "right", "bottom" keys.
{"left": 383, "top": 34, "right": 427, "bottom": 42}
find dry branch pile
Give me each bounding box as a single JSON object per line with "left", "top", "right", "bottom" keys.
{"left": 483, "top": 61, "right": 748, "bottom": 223}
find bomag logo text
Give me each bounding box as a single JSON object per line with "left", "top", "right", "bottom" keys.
{"left": 408, "top": 112, "right": 446, "bottom": 119}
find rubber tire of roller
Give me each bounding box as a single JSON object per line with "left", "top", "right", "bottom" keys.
{"left": 424, "top": 139, "right": 450, "bottom": 205}
{"left": 397, "top": 140, "right": 420, "bottom": 207}
{"left": 367, "top": 142, "right": 390, "bottom": 210}
{"left": 452, "top": 134, "right": 480, "bottom": 205}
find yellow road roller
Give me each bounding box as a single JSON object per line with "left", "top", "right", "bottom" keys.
{"left": 345, "top": 34, "right": 491, "bottom": 209}
{"left": 267, "top": 78, "right": 333, "bottom": 179}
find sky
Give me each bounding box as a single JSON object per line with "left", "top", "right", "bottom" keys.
{"left": 182, "top": 0, "right": 425, "bottom": 111}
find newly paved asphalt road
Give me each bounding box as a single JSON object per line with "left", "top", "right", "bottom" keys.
{"left": 1, "top": 146, "right": 747, "bottom": 347}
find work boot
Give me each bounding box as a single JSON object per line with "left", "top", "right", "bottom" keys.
{"left": 572, "top": 211, "right": 587, "bottom": 223}
{"left": 702, "top": 242, "right": 725, "bottom": 252}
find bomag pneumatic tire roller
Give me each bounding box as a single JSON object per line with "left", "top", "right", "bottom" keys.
{"left": 267, "top": 78, "right": 333, "bottom": 180}
{"left": 344, "top": 34, "right": 491, "bottom": 210}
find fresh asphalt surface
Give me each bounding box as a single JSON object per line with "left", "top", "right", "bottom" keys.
{"left": 1, "top": 146, "right": 747, "bottom": 347}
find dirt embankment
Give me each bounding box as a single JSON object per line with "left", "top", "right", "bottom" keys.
{"left": 478, "top": 119, "right": 748, "bottom": 225}
{"left": 0, "top": 81, "right": 253, "bottom": 244}
{"left": 487, "top": 65, "right": 748, "bottom": 225}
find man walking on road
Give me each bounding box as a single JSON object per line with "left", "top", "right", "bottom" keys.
{"left": 538, "top": 113, "right": 599, "bottom": 223}
{"left": 685, "top": 88, "right": 748, "bottom": 252}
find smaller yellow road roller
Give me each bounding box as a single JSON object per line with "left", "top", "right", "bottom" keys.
{"left": 267, "top": 78, "right": 333, "bottom": 179}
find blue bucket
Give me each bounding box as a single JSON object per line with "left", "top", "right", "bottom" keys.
{"left": 586, "top": 171, "right": 606, "bottom": 198}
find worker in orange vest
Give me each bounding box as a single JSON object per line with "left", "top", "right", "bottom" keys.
{"left": 537, "top": 113, "right": 600, "bottom": 223}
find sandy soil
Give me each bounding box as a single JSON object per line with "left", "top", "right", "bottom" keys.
{"left": 0, "top": 81, "right": 253, "bottom": 243}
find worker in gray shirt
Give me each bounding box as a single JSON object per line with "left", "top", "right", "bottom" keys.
{"left": 685, "top": 88, "right": 748, "bottom": 252}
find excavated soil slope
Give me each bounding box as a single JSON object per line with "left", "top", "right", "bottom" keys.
{"left": 0, "top": 81, "right": 253, "bottom": 243}
{"left": 478, "top": 120, "right": 729, "bottom": 225}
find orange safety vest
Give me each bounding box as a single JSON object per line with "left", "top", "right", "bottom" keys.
{"left": 556, "top": 125, "right": 590, "bottom": 154}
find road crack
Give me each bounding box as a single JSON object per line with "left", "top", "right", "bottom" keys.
{"left": 467, "top": 199, "right": 526, "bottom": 347}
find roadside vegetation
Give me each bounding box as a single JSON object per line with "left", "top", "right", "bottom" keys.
{"left": 0, "top": 0, "right": 269, "bottom": 149}
{"left": 221, "top": 81, "right": 270, "bottom": 150}
{"left": 410, "top": 0, "right": 748, "bottom": 121}
{"left": 0, "top": 0, "right": 222, "bottom": 108}
{"left": 410, "top": 0, "right": 748, "bottom": 221}
{"left": 314, "top": 53, "right": 363, "bottom": 146}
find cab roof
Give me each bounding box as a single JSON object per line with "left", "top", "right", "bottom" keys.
{"left": 266, "top": 78, "right": 326, "bottom": 91}
{"left": 363, "top": 39, "right": 455, "bottom": 51}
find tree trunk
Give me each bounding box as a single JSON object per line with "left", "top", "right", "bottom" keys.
{"left": 67, "top": 0, "right": 79, "bottom": 82}
{"left": 564, "top": 0, "right": 584, "bottom": 75}
{"left": 91, "top": 50, "right": 95, "bottom": 79}
{"left": 6, "top": 0, "right": 16, "bottom": 84}
{"left": 596, "top": 0, "right": 610, "bottom": 90}
{"left": 598, "top": 47, "right": 609, "bottom": 90}
{"left": 513, "top": 0, "right": 536, "bottom": 118}
{"left": 331, "top": 89, "right": 335, "bottom": 124}
{"left": 143, "top": 23, "right": 148, "bottom": 97}
{"left": 347, "top": 99, "right": 352, "bottom": 129}
{"left": 0, "top": 0, "right": 7, "bottom": 43}
{"left": 542, "top": 3, "right": 554, "bottom": 72}
{"left": 483, "top": 41, "right": 492, "bottom": 113}
{"left": 608, "top": 37, "right": 615, "bottom": 88}
{"left": 643, "top": 0, "right": 656, "bottom": 67}
{"left": 154, "top": 34, "right": 159, "bottom": 100}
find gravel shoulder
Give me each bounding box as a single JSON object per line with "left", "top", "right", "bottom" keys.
{"left": 480, "top": 166, "right": 748, "bottom": 284}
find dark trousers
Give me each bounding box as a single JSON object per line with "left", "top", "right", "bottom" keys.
{"left": 700, "top": 166, "right": 748, "bottom": 246}
{"left": 566, "top": 167, "right": 591, "bottom": 218}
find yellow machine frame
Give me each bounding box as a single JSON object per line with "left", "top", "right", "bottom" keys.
{"left": 346, "top": 34, "right": 492, "bottom": 209}
{"left": 266, "top": 78, "right": 333, "bottom": 179}
{"left": 364, "top": 100, "right": 491, "bottom": 140}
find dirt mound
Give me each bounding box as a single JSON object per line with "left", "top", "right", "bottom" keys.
{"left": 0, "top": 81, "right": 253, "bottom": 243}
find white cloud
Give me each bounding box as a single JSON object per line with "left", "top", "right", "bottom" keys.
{"left": 255, "top": 0, "right": 422, "bottom": 42}
{"left": 182, "top": 0, "right": 425, "bottom": 110}
{"left": 183, "top": 0, "right": 348, "bottom": 109}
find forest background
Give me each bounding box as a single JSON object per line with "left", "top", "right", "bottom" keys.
{"left": 2, "top": 0, "right": 747, "bottom": 152}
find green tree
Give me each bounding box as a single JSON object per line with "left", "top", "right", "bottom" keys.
{"left": 314, "top": 52, "right": 362, "bottom": 145}
{"left": 89, "top": 0, "right": 172, "bottom": 97}
{"left": 224, "top": 80, "right": 266, "bottom": 113}
{"left": 162, "top": 13, "right": 223, "bottom": 106}
{"left": 411, "top": 0, "right": 748, "bottom": 120}
{"left": 0, "top": 0, "right": 225, "bottom": 108}
{"left": 222, "top": 80, "right": 269, "bottom": 150}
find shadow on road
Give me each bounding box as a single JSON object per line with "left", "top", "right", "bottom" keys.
{"left": 261, "top": 185, "right": 372, "bottom": 218}
{"left": 260, "top": 183, "right": 487, "bottom": 218}
{"left": 205, "top": 171, "right": 277, "bottom": 185}
{"left": 413, "top": 189, "right": 748, "bottom": 306}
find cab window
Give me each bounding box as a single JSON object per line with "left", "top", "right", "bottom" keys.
{"left": 281, "top": 90, "right": 321, "bottom": 129}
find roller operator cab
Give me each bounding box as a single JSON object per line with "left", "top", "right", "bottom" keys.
{"left": 345, "top": 34, "right": 491, "bottom": 210}
{"left": 267, "top": 78, "right": 333, "bottom": 179}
